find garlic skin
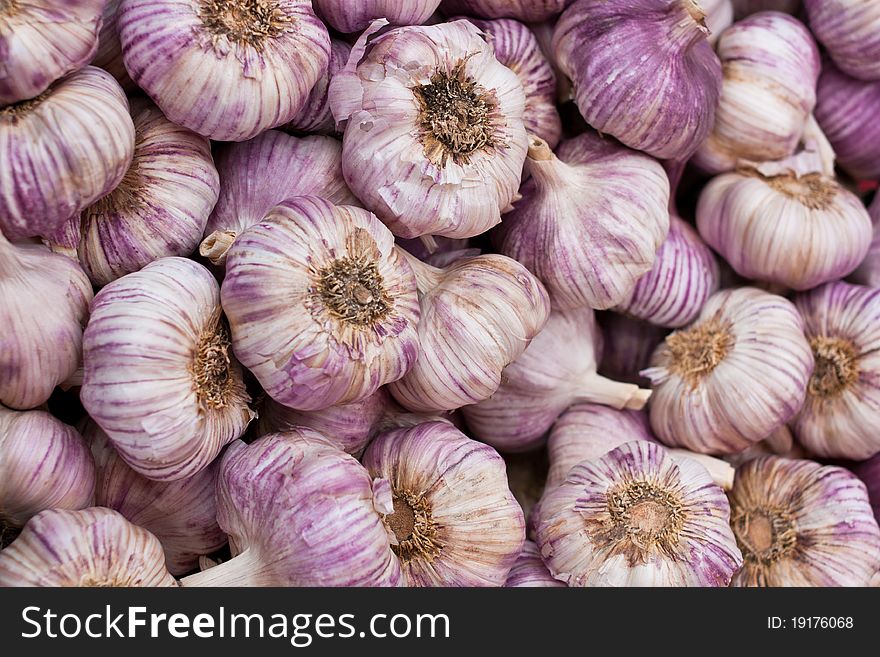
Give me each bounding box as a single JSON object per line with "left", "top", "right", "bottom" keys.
{"left": 644, "top": 287, "right": 814, "bottom": 454}
{"left": 804, "top": 0, "right": 880, "bottom": 81}
{"left": 387, "top": 251, "right": 549, "bottom": 413}
{"left": 199, "top": 132, "right": 358, "bottom": 267}
{"left": 1, "top": 66, "right": 135, "bottom": 240}
{"left": 461, "top": 308, "right": 651, "bottom": 453}
{"left": 853, "top": 454, "right": 880, "bottom": 526}
{"left": 314, "top": 0, "right": 442, "bottom": 32}
{"left": 730, "top": 456, "right": 880, "bottom": 586}
{"left": 852, "top": 196, "right": 880, "bottom": 288}
{"left": 0, "top": 236, "right": 93, "bottom": 410}
{"left": 222, "top": 197, "right": 420, "bottom": 412}
{"left": 81, "top": 257, "right": 253, "bottom": 482}
{"left": 597, "top": 313, "right": 668, "bottom": 386}
{"left": 505, "top": 540, "right": 564, "bottom": 587}
{"left": 495, "top": 133, "right": 670, "bottom": 311}
{"left": 702, "top": 0, "right": 733, "bottom": 44}
{"left": 536, "top": 441, "right": 743, "bottom": 586}
{"left": 792, "top": 282, "right": 880, "bottom": 460}
{"left": 86, "top": 420, "right": 226, "bottom": 576}
{"left": 615, "top": 216, "right": 719, "bottom": 328}
{"left": 0, "top": 508, "right": 177, "bottom": 586}
{"left": 553, "top": 0, "right": 722, "bottom": 160}
{"left": 693, "top": 12, "right": 820, "bottom": 174}
{"left": 441, "top": 0, "right": 567, "bottom": 22}
{"left": 329, "top": 20, "right": 528, "bottom": 240}
{"left": 285, "top": 39, "right": 351, "bottom": 135}
{"left": 118, "top": 0, "right": 330, "bottom": 142}
{"left": 92, "top": 0, "right": 135, "bottom": 90}
{"left": 0, "top": 0, "right": 104, "bottom": 104}
{"left": 362, "top": 422, "right": 525, "bottom": 586}
{"left": 732, "top": 0, "right": 800, "bottom": 17}
{"left": 182, "top": 431, "right": 402, "bottom": 586}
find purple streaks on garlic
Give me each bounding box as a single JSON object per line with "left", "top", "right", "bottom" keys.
{"left": 505, "top": 540, "right": 563, "bottom": 587}
{"left": 284, "top": 39, "right": 351, "bottom": 136}
{"left": 441, "top": 0, "right": 567, "bottom": 23}
{"left": 314, "top": 0, "right": 442, "bottom": 32}
{"left": 804, "top": 0, "right": 880, "bottom": 81}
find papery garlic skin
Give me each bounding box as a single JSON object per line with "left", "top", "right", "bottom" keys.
{"left": 0, "top": 237, "right": 93, "bottom": 410}
{"left": 852, "top": 196, "right": 880, "bottom": 289}
{"left": 82, "top": 257, "right": 253, "bottom": 482}
{"left": 362, "top": 422, "right": 525, "bottom": 586}
{"left": 441, "top": 0, "right": 567, "bottom": 22}
{"left": 693, "top": 12, "right": 820, "bottom": 174}
{"left": 853, "top": 454, "right": 880, "bottom": 526}
{"left": 702, "top": 0, "right": 733, "bottom": 44}
{"left": 553, "top": 0, "right": 722, "bottom": 160}
{"left": 314, "top": 0, "right": 441, "bottom": 32}
{"left": 597, "top": 313, "right": 668, "bottom": 386}
{"left": 536, "top": 441, "right": 743, "bottom": 586}
{"left": 730, "top": 456, "right": 880, "bottom": 586}
{"left": 86, "top": 421, "right": 225, "bottom": 576}
{"left": 804, "top": 0, "right": 880, "bottom": 81}
{"left": 644, "top": 287, "right": 813, "bottom": 454}
{"left": 1, "top": 66, "right": 134, "bottom": 240}
{"left": 330, "top": 20, "right": 528, "bottom": 240}
{"left": 495, "top": 134, "right": 670, "bottom": 311}
{"left": 92, "top": 0, "right": 135, "bottom": 90}
{"left": 0, "top": 0, "right": 105, "bottom": 104}
{"left": 0, "top": 508, "right": 177, "bottom": 587}
{"left": 792, "top": 282, "right": 880, "bottom": 460}
{"left": 184, "top": 431, "right": 402, "bottom": 586}
{"left": 285, "top": 39, "right": 351, "bottom": 135}
{"left": 696, "top": 167, "right": 872, "bottom": 290}
{"left": 505, "top": 540, "right": 564, "bottom": 587}
{"left": 118, "top": 0, "right": 330, "bottom": 142}
{"left": 222, "top": 197, "right": 420, "bottom": 412}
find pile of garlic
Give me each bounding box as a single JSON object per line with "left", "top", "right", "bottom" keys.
{"left": 2, "top": 0, "right": 880, "bottom": 589}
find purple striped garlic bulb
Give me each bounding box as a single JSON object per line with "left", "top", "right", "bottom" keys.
{"left": 505, "top": 541, "right": 563, "bottom": 587}
{"left": 693, "top": 12, "right": 820, "bottom": 174}
{"left": 0, "top": 408, "right": 95, "bottom": 547}
{"left": 0, "top": 0, "right": 104, "bottom": 104}
{"left": 702, "top": 0, "right": 733, "bottom": 44}
{"left": 182, "top": 430, "right": 402, "bottom": 586}
{"left": 791, "top": 282, "right": 880, "bottom": 460}
{"left": 92, "top": 0, "right": 135, "bottom": 91}
{"left": 81, "top": 257, "right": 253, "bottom": 482}
{"left": 362, "top": 422, "right": 525, "bottom": 586}
{"left": 644, "top": 287, "right": 814, "bottom": 454}
{"left": 285, "top": 39, "right": 351, "bottom": 136}
{"left": 804, "top": 0, "right": 880, "bottom": 81}
{"left": 1, "top": 66, "right": 134, "bottom": 240}
{"left": 86, "top": 421, "right": 225, "bottom": 576}
{"left": 0, "top": 508, "right": 177, "bottom": 587}
{"left": 387, "top": 251, "right": 549, "bottom": 413}
{"left": 441, "top": 0, "right": 567, "bottom": 22}
{"left": 200, "top": 132, "right": 358, "bottom": 267}
{"left": 221, "top": 197, "right": 420, "bottom": 412}
{"left": 329, "top": 20, "right": 528, "bottom": 240}
{"left": 853, "top": 454, "right": 880, "bottom": 526}
{"left": 118, "top": 0, "right": 330, "bottom": 142}
{"left": 730, "top": 456, "right": 880, "bottom": 586}
{"left": 852, "top": 195, "right": 880, "bottom": 288}
{"left": 494, "top": 134, "right": 670, "bottom": 311}
{"left": 598, "top": 313, "right": 668, "bottom": 386}
{"left": 314, "top": 0, "right": 442, "bottom": 32}
{"left": 535, "top": 441, "right": 743, "bottom": 586}
{"left": 553, "top": 0, "right": 722, "bottom": 160}
{"left": 53, "top": 98, "right": 219, "bottom": 287}
{"left": 0, "top": 235, "right": 93, "bottom": 410}
{"left": 615, "top": 216, "right": 719, "bottom": 328}
{"left": 461, "top": 308, "right": 651, "bottom": 453}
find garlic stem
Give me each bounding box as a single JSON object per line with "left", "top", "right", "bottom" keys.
{"left": 397, "top": 247, "right": 445, "bottom": 294}
{"left": 420, "top": 234, "right": 439, "bottom": 254}
{"left": 801, "top": 113, "right": 836, "bottom": 177}
{"left": 667, "top": 449, "right": 735, "bottom": 490}
{"left": 526, "top": 135, "right": 555, "bottom": 161}
{"left": 179, "top": 549, "right": 265, "bottom": 587}
{"left": 574, "top": 374, "right": 652, "bottom": 410}
{"left": 199, "top": 230, "right": 237, "bottom": 267}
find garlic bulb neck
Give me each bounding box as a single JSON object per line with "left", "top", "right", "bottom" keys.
{"left": 199, "top": 230, "right": 237, "bottom": 266}
{"left": 198, "top": 0, "right": 291, "bottom": 52}
{"left": 673, "top": 0, "right": 710, "bottom": 43}
{"left": 808, "top": 336, "right": 858, "bottom": 398}
{"left": 607, "top": 481, "right": 686, "bottom": 561}
{"left": 732, "top": 506, "right": 797, "bottom": 567}
{"left": 192, "top": 322, "right": 234, "bottom": 409}
{"left": 526, "top": 135, "right": 555, "bottom": 162}
{"left": 666, "top": 319, "right": 734, "bottom": 386}
{"left": 180, "top": 548, "right": 265, "bottom": 587}
{"left": 397, "top": 248, "right": 445, "bottom": 294}
{"left": 385, "top": 489, "right": 443, "bottom": 563}
{"left": 574, "top": 375, "right": 652, "bottom": 411}
{"left": 316, "top": 254, "right": 393, "bottom": 326}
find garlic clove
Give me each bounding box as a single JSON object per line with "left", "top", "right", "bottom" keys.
{"left": 729, "top": 456, "right": 880, "bottom": 586}
{"left": 439, "top": 0, "right": 568, "bottom": 23}
{"left": 81, "top": 257, "right": 254, "bottom": 482}
{"left": 284, "top": 39, "right": 351, "bottom": 136}
{"left": 92, "top": 0, "right": 137, "bottom": 91}
{"left": 505, "top": 540, "right": 564, "bottom": 587}
{"left": 0, "top": 508, "right": 178, "bottom": 587}
{"left": 804, "top": 0, "right": 880, "bottom": 82}
{"left": 314, "top": 0, "right": 442, "bottom": 33}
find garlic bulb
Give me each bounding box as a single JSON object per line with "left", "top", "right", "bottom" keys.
{"left": 597, "top": 313, "right": 668, "bottom": 386}
{"left": 329, "top": 19, "right": 528, "bottom": 240}
{"left": 0, "top": 235, "right": 93, "bottom": 410}
{"left": 81, "top": 257, "right": 253, "bottom": 481}
{"left": 86, "top": 420, "right": 226, "bottom": 576}
{"left": 494, "top": 134, "right": 670, "bottom": 311}
{"left": 462, "top": 18, "right": 562, "bottom": 148}
{"left": 696, "top": 160, "right": 872, "bottom": 291}
{"left": 362, "top": 421, "right": 525, "bottom": 586}
{"left": 536, "top": 441, "right": 743, "bottom": 586}
{"left": 730, "top": 456, "right": 880, "bottom": 586}
{"left": 644, "top": 287, "right": 814, "bottom": 454}
{"left": 0, "top": 408, "right": 95, "bottom": 546}
{"left": 387, "top": 251, "right": 549, "bottom": 413}
{"left": 1, "top": 66, "right": 134, "bottom": 240}
{"left": 615, "top": 216, "right": 719, "bottom": 328}
{"left": 702, "top": 0, "right": 733, "bottom": 44}
{"left": 791, "top": 282, "right": 880, "bottom": 460}
{"left": 693, "top": 12, "right": 820, "bottom": 174}
{"left": 118, "top": 0, "right": 330, "bottom": 142}
{"left": 0, "top": 0, "right": 104, "bottom": 104}
{"left": 92, "top": 0, "right": 135, "bottom": 90}
{"left": 732, "top": 0, "right": 800, "bottom": 17}
{"left": 440, "top": 0, "right": 567, "bottom": 23}
{"left": 461, "top": 308, "right": 651, "bottom": 453}
{"left": 852, "top": 196, "right": 880, "bottom": 288}
{"left": 314, "top": 0, "right": 442, "bottom": 32}
{"left": 804, "top": 0, "right": 880, "bottom": 81}
{"left": 553, "top": 0, "right": 722, "bottom": 160}
{"left": 853, "top": 454, "right": 880, "bottom": 526}
{"left": 285, "top": 39, "right": 351, "bottom": 135}
{"left": 182, "top": 431, "right": 402, "bottom": 586}
{"left": 62, "top": 97, "right": 220, "bottom": 287}
{"left": 199, "top": 132, "right": 358, "bottom": 267}
{"left": 505, "top": 540, "right": 564, "bottom": 587}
